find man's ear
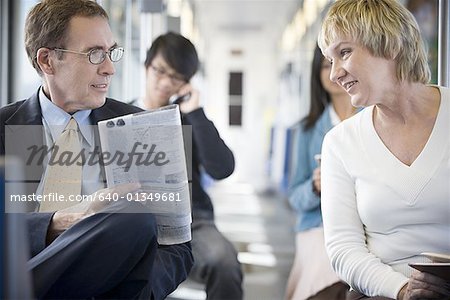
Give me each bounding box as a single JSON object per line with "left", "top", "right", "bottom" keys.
{"left": 36, "top": 48, "right": 55, "bottom": 75}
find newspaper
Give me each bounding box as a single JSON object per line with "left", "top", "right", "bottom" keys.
{"left": 98, "top": 104, "right": 191, "bottom": 245}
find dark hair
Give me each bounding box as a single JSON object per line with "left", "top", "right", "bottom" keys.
{"left": 25, "top": 0, "right": 108, "bottom": 76}
{"left": 144, "top": 32, "right": 199, "bottom": 82}
{"left": 301, "top": 44, "right": 331, "bottom": 130}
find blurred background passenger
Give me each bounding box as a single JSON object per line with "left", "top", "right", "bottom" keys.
{"left": 319, "top": 0, "right": 450, "bottom": 299}
{"left": 285, "top": 44, "right": 355, "bottom": 300}
{"left": 133, "top": 32, "right": 243, "bottom": 300}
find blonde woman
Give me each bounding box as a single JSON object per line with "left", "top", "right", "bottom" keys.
{"left": 318, "top": 0, "right": 450, "bottom": 299}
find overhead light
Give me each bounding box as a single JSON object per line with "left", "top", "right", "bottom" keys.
{"left": 180, "top": 0, "right": 194, "bottom": 37}
{"left": 166, "top": 0, "right": 182, "bottom": 17}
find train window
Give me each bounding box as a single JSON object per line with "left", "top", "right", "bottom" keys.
{"left": 229, "top": 72, "right": 243, "bottom": 126}
{"left": 99, "top": 0, "right": 141, "bottom": 102}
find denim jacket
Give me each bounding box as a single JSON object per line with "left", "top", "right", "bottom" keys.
{"left": 288, "top": 106, "right": 333, "bottom": 232}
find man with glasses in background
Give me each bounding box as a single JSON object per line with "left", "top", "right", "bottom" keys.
{"left": 131, "top": 32, "right": 243, "bottom": 300}
{"left": 0, "top": 0, "right": 192, "bottom": 299}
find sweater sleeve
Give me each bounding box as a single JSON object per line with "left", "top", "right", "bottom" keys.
{"left": 321, "top": 129, "right": 408, "bottom": 299}
{"left": 183, "top": 108, "right": 234, "bottom": 179}
{"left": 288, "top": 129, "right": 321, "bottom": 212}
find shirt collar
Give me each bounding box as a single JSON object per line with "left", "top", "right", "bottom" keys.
{"left": 133, "top": 97, "right": 145, "bottom": 109}
{"left": 39, "top": 87, "right": 94, "bottom": 146}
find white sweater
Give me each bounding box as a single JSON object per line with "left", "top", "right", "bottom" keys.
{"left": 321, "top": 86, "right": 450, "bottom": 299}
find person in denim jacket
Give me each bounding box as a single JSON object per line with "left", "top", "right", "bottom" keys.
{"left": 285, "top": 44, "right": 356, "bottom": 300}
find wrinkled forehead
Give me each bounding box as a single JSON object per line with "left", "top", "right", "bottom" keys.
{"left": 66, "top": 16, "right": 115, "bottom": 49}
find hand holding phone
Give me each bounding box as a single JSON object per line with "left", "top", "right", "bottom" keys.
{"left": 172, "top": 83, "right": 200, "bottom": 113}
{"left": 169, "top": 92, "right": 191, "bottom": 105}
{"left": 314, "top": 154, "right": 322, "bottom": 166}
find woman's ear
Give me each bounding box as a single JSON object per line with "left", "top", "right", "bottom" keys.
{"left": 36, "top": 48, "right": 55, "bottom": 75}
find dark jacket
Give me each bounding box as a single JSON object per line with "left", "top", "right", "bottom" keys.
{"left": 182, "top": 108, "right": 235, "bottom": 221}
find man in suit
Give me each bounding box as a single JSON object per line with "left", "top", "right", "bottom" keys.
{"left": 0, "top": 0, "right": 192, "bottom": 299}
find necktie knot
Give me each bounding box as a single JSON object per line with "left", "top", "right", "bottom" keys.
{"left": 65, "top": 118, "right": 79, "bottom": 132}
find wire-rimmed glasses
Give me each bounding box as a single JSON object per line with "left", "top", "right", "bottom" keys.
{"left": 51, "top": 47, "right": 124, "bottom": 65}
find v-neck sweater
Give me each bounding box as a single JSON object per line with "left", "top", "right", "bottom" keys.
{"left": 321, "top": 86, "right": 450, "bottom": 299}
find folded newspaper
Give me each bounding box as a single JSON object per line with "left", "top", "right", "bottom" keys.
{"left": 98, "top": 104, "right": 192, "bottom": 245}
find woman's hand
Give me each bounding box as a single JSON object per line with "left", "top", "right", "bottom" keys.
{"left": 312, "top": 167, "right": 321, "bottom": 194}
{"left": 398, "top": 270, "right": 450, "bottom": 299}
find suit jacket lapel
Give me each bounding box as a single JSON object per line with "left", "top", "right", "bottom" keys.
{"left": 5, "top": 91, "right": 43, "bottom": 126}
{"left": 90, "top": 101, "right": 119, "bottom": 124}
{"left": 4, "top": 91, "right": 45, "bottom": 204}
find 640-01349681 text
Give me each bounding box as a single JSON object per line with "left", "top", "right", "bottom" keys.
{"left": 126, "top": 192, "right": 181, "bottom": 202}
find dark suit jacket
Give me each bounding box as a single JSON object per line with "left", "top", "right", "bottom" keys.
{"left": 0, "top": 90, "right": 193, "bottom": 299}
{"left": 181, "top": 108, "right": 235, "bottom": 221}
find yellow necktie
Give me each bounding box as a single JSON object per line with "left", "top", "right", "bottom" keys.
{"left": 40, "top": 118, "right": 82, "bottom": 212}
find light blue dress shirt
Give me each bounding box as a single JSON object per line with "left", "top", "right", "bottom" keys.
{"left": 36, "top": 87, "right": 105, "bottom": 197}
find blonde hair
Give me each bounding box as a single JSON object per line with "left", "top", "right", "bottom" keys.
{"left": 318, "top": 0, "right": 430, "bottom": 84}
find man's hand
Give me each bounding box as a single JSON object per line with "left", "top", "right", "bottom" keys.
{"left": 46, "top": 183, "right": 141, "bottom": 244}
{"left": 177, "top": 83, "right": 200, "bottom": 114}
{"left": 397, "top": 270, "right": 450, "bottom": 299}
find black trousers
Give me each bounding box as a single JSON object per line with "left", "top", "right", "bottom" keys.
{"left": 189, "top": 220, "right": 243, "bottom": 300}
{"left": 28, "top": 201, "right": 158, "bottom": 299}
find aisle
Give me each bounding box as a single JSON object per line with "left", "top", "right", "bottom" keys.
{"left": 168, "top": 180, "right": 296, "bottom": 300}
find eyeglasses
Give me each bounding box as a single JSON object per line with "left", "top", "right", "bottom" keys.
{"left": 52, "top": 47, "right": 124, "bottom": 65}
{"left": 149, "top": 64, "right": 186, "bottom": 85}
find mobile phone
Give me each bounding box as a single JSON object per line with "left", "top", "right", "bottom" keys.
{"left": 169, "top": 92, "right": 191, "bottom": 105}
{"left": 421, "top": 252, "right": 450, "bottom": 263}
{"left": 314, "top": 154, "right": 322, "bottom": 166}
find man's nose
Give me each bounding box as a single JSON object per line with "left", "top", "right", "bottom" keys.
{"left": 99, "top": 55, "right": 115, "bottom": 76}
